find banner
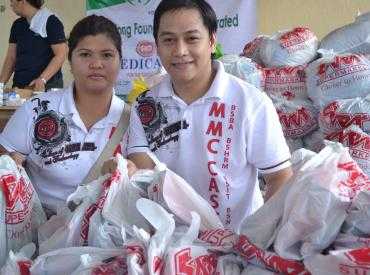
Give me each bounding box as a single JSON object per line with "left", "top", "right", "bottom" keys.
{"left": 86, "top": 0, "right": 257, "bottom": 96}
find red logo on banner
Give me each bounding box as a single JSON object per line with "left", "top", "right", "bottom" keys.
{"left": 136, "top": 40, "right": 156, "bottom": 57}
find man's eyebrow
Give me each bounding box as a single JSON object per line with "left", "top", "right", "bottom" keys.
{"left": 159, "top": 29, "right": 201, "bottom": 37}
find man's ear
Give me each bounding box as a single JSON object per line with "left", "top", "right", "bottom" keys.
{"left": 210, "top": 33, "right": 217, "bottom": 53}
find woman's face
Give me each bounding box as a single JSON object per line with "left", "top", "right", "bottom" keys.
{"left": 70, "top": 34, "right": 120, "bottom": 95}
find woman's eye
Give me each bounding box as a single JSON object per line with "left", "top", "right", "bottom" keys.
{"left": 79, "top": 52, "right": 90, "bottom": 57}
{"left": 103, "top": 53, "right": 114, "bottom": 58}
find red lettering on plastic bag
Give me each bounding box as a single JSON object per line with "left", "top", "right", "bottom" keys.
{"left": 234, "top": 235, "right": 309, "bottom": 275}
{"left": 337, "top": 162, "right": 370, "bottom": 199}
{"left": 322, "top": 101, "right": 370, "bottom": 131}
{"left": 1, "top": 174, "right": 33, "bottom": 224}
{"left": 280, "top": 27, "right": 315, "bottom": 49}
{"left": 80, "top": 171, "right": 121, "bottom": 242}
{"left": 174, "top": 248, "right": 218, "bottom": 275}
{"left": 339, "top": 248, "right": 370, "bottom": 273}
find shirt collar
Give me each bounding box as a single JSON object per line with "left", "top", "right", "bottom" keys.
{"left": 156, "top": 60, "right": 227, "bottom": 101}
{"left": 59, "top": 84, "right": 124, "bottom": 127}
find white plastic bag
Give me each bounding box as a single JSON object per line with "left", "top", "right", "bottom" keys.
{"left": 275, "top": 98, "right": 318, "bottom": 138}
{"left": 260, "top": 27, "right": 318, "bottom": 67}
{"left": 147, "top": 159, "right": 223, "bottom": 231}
{"left": 302, "top": 130, "right": 325, "bottom": 153}
{"left": 220, "top": 55, "right": 264, "bottom": 90}
{"left": 0, "top": 243, "right": 35, "bottom": 275}
{"left": 306, "top": 51, "right": 370, "bottom": 108}
{"left": 304, "top": 247, "right": 370, "bottom": 275}
{"left": 320, "top": 13, "right": 370, "bottom": 54}
{"left": 319, "top": 97, "right": 370, "bottom": 136}
{"left": 136, "top": 198, "right": 175, "bottom": 275}
{"left": 241, "top": 35, "right": 268, "bottom": 66}
{"left": 334, "top": 233, "right": 370, "bottom": 250}
{"left": 164, "top": 212, "right": 219, "bottom": 275}
{"left": 341, "top": 189, "right": 370, "bottom": 236}
{"left": 239, "top": 148, "right": 317, "bottom": 249}
{"left": 274, "top": 142, "right": 370, "bottom": 260}
{"left": 0, "top": 155, "right": 46, "bottom": 267}
{"left": 30, "top": 247, "right": 123, "bottom": 275}
{"left": 326, "top": 125, "right": 370, "bottom": 176}
{"left": 263, "top": 65, "right": 308, "bottom": 102}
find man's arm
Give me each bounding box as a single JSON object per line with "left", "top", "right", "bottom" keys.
{"left": 263, "top": 166, "right": 293, "bottom": 201}
{"left": 128, "top": 152, "right": 156, "bottom": 170}
{"left": 0, "top": 43, "right": 16, "bottom": 84}
{"left": 29, "top": 42, "right": 67, "bottom": 91}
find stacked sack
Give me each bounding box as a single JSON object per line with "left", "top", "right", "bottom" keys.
{"left": 305, "top": 11, "right": 370, "bottom": 176}
{"left": 241, "top": 27, "right": 320, "bottom": 153}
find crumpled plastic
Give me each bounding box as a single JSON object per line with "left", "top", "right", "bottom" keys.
{"left": 260, "top": 27, "right": 319, "bottom": 67}
{"left": 274, "top": 142, "right": 370, "bottom": 260}
{"left": 274, "top": 98, "right": 319, "bottom": 138}
{"left": 320, "top": 12, "right": 370, "bottom": 55}
{"left": 326, "top": 125, "right": 370, "bottom": 176}
{"left": 220, "top": 54, "right": 264, "bottom": 90}
{"left": 306, "top": 51, "right": 370, "bottom": 108}
{"left": 0, "top": 155, "right": 46, "bottom": 267}
{"left": 319, "top": 96, "right": 370, "bottom": 136}
{"left": 304, "top": 247, "right": 370, "bottom": 275}
{"left": 263, "top": 65, "right": 308, "bottom": 102}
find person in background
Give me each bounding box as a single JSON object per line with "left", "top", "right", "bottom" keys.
{"left": 127, "top": 0, "right": 293, "bottom": 231}
{"left": 0, "top": 0, "right": 67, "bottom": 91}
{"left": 0, "top": 15, "right": 131, "bottom": 214}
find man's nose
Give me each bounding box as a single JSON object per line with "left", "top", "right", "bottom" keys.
{"left": 173, "top": 39, "right": 189, "bottom": 56}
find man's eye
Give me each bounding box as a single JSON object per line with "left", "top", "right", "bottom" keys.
{"left": 163, "top": 38, "right": 173, "bottom": 43}
{"left": 188, "top": 37, "right": 200, "bottom": 42}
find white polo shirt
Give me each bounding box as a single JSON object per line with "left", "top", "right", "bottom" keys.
{"left": 128, "top": 61, "right": 291, "bottom": 231}
{"left": 0, "top": 85, "right": 126, "bottom": 211}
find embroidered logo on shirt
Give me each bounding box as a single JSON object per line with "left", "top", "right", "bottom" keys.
{"left": 136, "top": 94, "right": 189, "bottom": 151}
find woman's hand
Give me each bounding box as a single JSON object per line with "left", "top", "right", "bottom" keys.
{"left": 101, "top": 158, "right": 138, "bottom": 178}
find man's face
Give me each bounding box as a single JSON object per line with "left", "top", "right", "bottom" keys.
{"left": 156, "top": 8, "right": 216, "bottom": 87}
{"left": 10, "top": 0, "right": 24, "bottom": 16}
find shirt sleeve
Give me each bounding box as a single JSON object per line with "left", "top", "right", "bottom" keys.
{"left": 9, "top": 20, "right": 18, "bottom": 43}
{"left": 0, "top": 102, "right": 33, "bottom": 155}
{"left": 46, "top": 15, "right": 66, "bottom": 45}
{"left": 127, "top": 102, "right": 151, "bottom": 155}
{"left": 246, "top": 93, "right": 291, "bottom": 174}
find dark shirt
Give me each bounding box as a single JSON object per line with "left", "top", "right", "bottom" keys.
{"left": 9, "top": 15, "right": 66, "bottom": 88}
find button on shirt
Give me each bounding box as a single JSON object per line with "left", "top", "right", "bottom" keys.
{"left": 128, "top": 61, "right": 291, "bottom": 231}
{"left": 0, "top": 85, "right": 125, "bottom": 211}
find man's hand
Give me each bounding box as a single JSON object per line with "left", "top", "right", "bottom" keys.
{"left": 101, "top": 158, "right": 138, "bottom": 178}
{"left": 29, "top": 77, "right": 46, "bottom": 91}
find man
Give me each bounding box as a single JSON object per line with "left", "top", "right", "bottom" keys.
{"left": 0, "top": 0, "right": 67, "bottom": 91}
{"left": 128, "top": 0, "right": 292, "bottom": 231}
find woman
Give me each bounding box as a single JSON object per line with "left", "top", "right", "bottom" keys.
{"left": 0, "top": 0, "right": 67, "bottom": 91}
{"left": 0, "top": 15, "right": 129, "bottom": 213}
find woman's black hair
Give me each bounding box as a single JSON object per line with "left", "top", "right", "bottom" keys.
{"left": 68, "top": 14, "right": 122, "bottom": 61}
{"left": 153, "top": 0, "right": 217, "bottom": 41}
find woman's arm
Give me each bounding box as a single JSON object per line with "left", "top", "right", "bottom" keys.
{"left": 0, "top": 145, "right": 26, "bottom": 167}
{"left": 29, "top": 42, "right": 68, "bottom": 91}
{"left": 0, "top": 43, "right": 16, "bottom": 84}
